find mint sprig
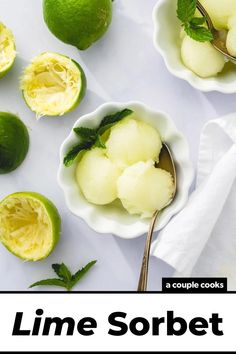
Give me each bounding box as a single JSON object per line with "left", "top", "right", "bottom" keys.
{"left": 64, "top": 108, "right": 133, "bottom": 167}
{"left": 177, "top": 0, "right": 213, "bottom": 42}
{"left": 185, "top": 24, "right": 214, "bottom": 42}
{"left": 177, "top": 0, "right": 196, "bottom": 23}
{"left": 29, "top": 261, "right": 97, "bottom": 291}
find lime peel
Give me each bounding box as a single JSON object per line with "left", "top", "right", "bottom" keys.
{"left": 20, "top": 52, "right": 86, "bottom": 118}
{"left": 0, "top": 22, "right": 16, "bottom": 78}
{"left": 0, "top": 192, "right": 61, "bottom": 261}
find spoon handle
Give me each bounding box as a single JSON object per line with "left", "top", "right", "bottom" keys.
{"left": 137, "top": 210, "right": 159, "bottom": 292}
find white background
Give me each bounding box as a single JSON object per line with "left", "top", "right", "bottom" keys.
{"left": 0, "top": 293, "right": 235, "bottom": 352}
{"left": 1, "top": 0, "right": 236, "bottom": 291}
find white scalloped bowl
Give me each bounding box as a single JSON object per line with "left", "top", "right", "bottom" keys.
{"left": 58, "top": 102, "right": 194, "bottom": 239}
{"left": 153, "top": 0, "right": 236, "bottom": 93}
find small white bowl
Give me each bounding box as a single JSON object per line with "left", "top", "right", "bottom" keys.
{"left": 58, "top": 101, "right": 193, "bottom": 239}
{"left": 153, "top": 0, "right": 236, "bottom": 93}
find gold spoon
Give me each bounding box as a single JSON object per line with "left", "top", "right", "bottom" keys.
{"left": 137, "top": 143, "right": 177, "bottom": 292}
{"left": 196, "top": 0, "right": 236, "bottom": 62}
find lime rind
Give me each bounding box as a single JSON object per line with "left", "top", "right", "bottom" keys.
{"left": 0, "top": 22, "right": 16, "bottom": 78}
{"left": 0, "top": 112, "right": 29, "bottom": 174}
{"left": 20, "top": 52, "right": 87, "bottom": 118}
{"left": 0, "top": 192, "right": 61, "bottom": 261}
{"left": 71, "top": 59, "right": 87, "bottom": 110}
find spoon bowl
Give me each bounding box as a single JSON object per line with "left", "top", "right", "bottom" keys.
{"left": 137, "top": 143, "right": 177, "bottom": 292}
{"left": 196, "top": 0, "right": 236, "bottom": 62}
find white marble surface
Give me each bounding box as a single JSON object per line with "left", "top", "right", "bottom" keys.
{"left": 0, "top": 0, "right": 236, "bottom": 291}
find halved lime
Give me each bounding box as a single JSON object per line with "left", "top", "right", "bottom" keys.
{"left": 0, "top": 22, "right": 16, "bottom": 78}
{"left": 0, "top": 192, "right": 61, "bottom": 261}
{"left": 0, "top": 112, "right": 29, "bottom": 174}
{"left": 20, "top": 52, "right": 86, "bottom": 118}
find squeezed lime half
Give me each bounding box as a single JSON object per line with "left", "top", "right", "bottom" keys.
{"left": 0, "top": 22, "right": 16, "bottom": 78}
{"left": 20, "top": 52, "right": 86, "bottom": 118}
{"left": 0, "top": 112, "right": 29, "bottom": 174}
{"left": 0, "top": 192, "right": 61, "bottom": 261}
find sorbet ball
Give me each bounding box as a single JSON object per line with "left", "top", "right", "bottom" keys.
{"left": 200, "top": 0, "right": 236, "bottom": 29}
{"left": 76, "top": 148, "right": 121, "bottom": 205}
{"left": 117, "top": 161, "right": 175, "bottom": 218}
{"left": 181, "top": 35, "right": 225, "bottom": 78}
{"left": 106, "top": 118, "right": 162, "bottom": 169}
{"left": 226, "top": 16, "right": 236, "bottom": 56}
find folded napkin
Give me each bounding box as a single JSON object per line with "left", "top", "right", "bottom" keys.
{"left": 151, "top": 113, "right": 236, "bottom": 289}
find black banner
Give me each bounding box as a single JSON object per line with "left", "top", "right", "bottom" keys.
{"left": 162, "top": 278, "right": 227, "bottom": 293}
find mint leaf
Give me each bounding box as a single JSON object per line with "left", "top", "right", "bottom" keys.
{"left": 177, "top": 0, "right": 196, "bottom": 23}
{"left": 29, "top": 279, "right": 66, "bottom": 289}
{"left": 52, "top": 263, "right": 72, "bottom": 282}
{"left": 52, "top": 264, "right": 62, "bottom": 277}
{"left": 69, "top": 260, "right": 97, "bottom": 290}
{"left": 64, "top": 128, "right": 98, "bottom": 166}
{"left": 94, "top": 135, "right": 106, "bottom": 149}
{"left": 73, "top": 127, "right": 98, "bottom": 143}
{"left": 177, "top": 0, "right": 213, "bottom": 42}
{"left": 98, "top": 109, "right": 133, "bottom": 135}
{"left": 63, "top": 140, "right": 93, "bottom": 167}
{"left": 190, "top": 16, "right": 206, "bottom": 26}
{"left": 185, "top": 24, "right": 213, "bottom": 42}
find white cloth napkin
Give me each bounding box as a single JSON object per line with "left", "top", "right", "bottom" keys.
{"left": 151, "top": 113, "right": 236, "bottom": 289}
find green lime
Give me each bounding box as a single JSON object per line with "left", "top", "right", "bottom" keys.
{"left": 20, "top": 52, "right": 86, "bottom": 118}
{"left": 0, "top": 192, "right": 61, "bottom": 261}
{"left": 0, "top": 112, "right": 29, "bottom": 174}
{"left": 43, "top": 0, "right": 113, "bottom": 50}
{"left": 0, "top": 22, "right": 16, "bottom": 78}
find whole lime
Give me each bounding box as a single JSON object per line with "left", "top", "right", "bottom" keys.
{"left": 43, "top": 0, "right": 113, "bottom": 50}
{"left": 0, "top": 112, "right": 29, "bottom": 174}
